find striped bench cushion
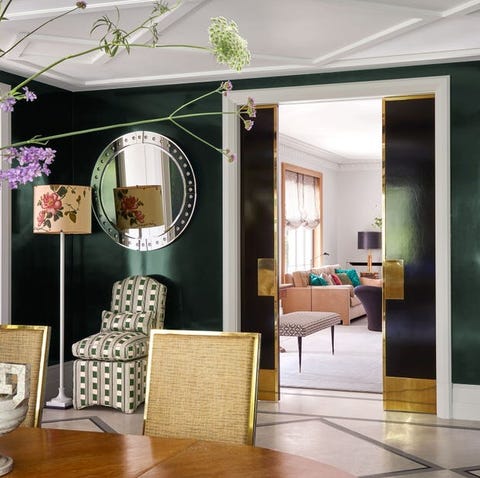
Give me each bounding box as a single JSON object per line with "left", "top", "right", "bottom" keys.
{"left": 279, "top": 311, "right": 341, "bottom": 337}
{"left": 72, "top": 331, "right": 148, "bottom": 361}
{"left": 101, "top": 310, "right": 155, "bottom": 334}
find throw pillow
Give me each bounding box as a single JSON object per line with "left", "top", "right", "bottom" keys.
{"left": 330, "top": 273, "right": 342, "bottom": 285}
{"left": 309, "top": 273, "right": 328, "bottom": 286}
{"left": 101, "top": 310, "right": 156, "bottom": 334}
{"left": 335, "top": 268, "right": 361, "bottom": 287}
{"left": 336, "top": 272, "right": 353, "bottom": 285}
{"left": 320, "top": 272, "right": 334, "bottom": 285}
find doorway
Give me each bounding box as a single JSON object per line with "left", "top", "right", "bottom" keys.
{"left": 222, "top": 76, "right": 451, "bottom": 418}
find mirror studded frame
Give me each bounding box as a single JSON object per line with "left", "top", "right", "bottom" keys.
{"left": 91, "top": 131, "right": 197, "bottom": 251}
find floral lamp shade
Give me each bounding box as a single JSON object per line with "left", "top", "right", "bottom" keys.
{"left": 114, "top": 185, "right": 164, "bottom": 230}
{"left": 33, "top": 184, "right": 91, "bottom": 234}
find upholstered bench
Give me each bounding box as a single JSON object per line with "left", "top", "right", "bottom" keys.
{"left": 279, "top": 311, "right": 341, "bottom": 372}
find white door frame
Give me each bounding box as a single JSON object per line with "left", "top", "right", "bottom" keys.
{"left": 0, "top": 81, "right": 11, "bottom": 325}
{"left": 222, "top": 76, "right": 451, "bottom": 418}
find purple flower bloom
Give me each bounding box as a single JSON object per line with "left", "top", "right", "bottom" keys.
{"left": 243, "top": 119, "right": 254, "bottom": 131}
{"left": 0, "top": 147, "right": 56, "bottom": 189}
{"left": 23, "top": 87, "right": 37, "bottom": 102}
{"left": 220, "top": 80, "right": 233, "bottom": 92}
{"left": 224, "top": 149, "right": 236, "bottom": 163}
{"left": 0, "top": 96, "right": 16, "bottom": 113}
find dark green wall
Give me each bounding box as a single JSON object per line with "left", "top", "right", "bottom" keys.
{"left": 5, "top": 60, "right": 480, "bottom": 384}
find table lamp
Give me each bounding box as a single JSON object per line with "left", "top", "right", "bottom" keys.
{"left": 33, "top": 184, "right": 91, "bottom": 408}
{"left": 357, "top": 231, "right": 381, "bottom": 272}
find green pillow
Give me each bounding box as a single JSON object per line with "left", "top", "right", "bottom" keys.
{"left": 309, "top": 273, "right": 328, "bottom": 286}
{"left": 335, "top": 268, "right": 361, "bottom": 287}
{"left": 336, "top": 272, "right": 353, "bottom": 286}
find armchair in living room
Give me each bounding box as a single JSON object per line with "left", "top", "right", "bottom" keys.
{"left": 354, "top": 283, "right": 382, "bottom": 331}
{"left": 72, "top": 275, "right": 167, "bottom": 413}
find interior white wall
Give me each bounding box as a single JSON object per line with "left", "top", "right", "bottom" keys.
{"left": 277, "top": 140, "right": 339, "bottom": 267}
{"left": 278, "top": 139, "right": 382, "bottom": 272}
{"left": 336, "top": 167, "right": 382, "bottom": 270}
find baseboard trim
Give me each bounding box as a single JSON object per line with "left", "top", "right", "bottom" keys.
{"left": 452, "top": 384, "right": 480, "bottom": 421}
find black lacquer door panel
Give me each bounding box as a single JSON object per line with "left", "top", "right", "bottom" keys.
{"left": 384, "top": 96, "right": 436, "bottom": 380}
{"left": 240, "top": 105, "right": 278, "bottom": 400}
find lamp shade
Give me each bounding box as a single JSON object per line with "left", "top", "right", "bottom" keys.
{"left": 33, "top": 185, "right": 91, "bottom": 234}
{"left": 358, "top": 231, "right": 381, "bottom": 250}
{"left": 114, "top": 185, "right": 164, "bottom": 230}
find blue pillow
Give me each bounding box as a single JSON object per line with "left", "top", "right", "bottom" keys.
{"left": 309, "top": 273, "right": 328, "bottom": 286}
{"left": 335, "top": 268, "right": 361, "bottom": 287}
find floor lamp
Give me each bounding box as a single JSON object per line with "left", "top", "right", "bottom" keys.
{"left": 33, "top": 184, "right": 91, "bottom": 408}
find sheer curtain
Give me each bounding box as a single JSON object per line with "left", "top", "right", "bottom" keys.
{"left": 284, "top": 171, "right": 320, "bottom": 230}
{"left": 284, "top": 170, "right": 320, "bottom": 272}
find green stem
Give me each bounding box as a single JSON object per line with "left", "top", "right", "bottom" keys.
{"left": 2, "top": 111, "right": 238, "bottom": 149}
{"left": 170, "top": 85, "right": 221, "bottom": 117}
{"left": 169, "top": 118, "right": 223, "bottom": 154}
{"left": 0, "top": 0, "right": 13, "bottom": 23}
{"left": 10, "top": 44, "right": 109, "bottom": 94}
{"left": 1, "top": 5, "right": 81, "bottom": 58}
{"left": 10, "top": 42, "right": 212, "bottom": 95}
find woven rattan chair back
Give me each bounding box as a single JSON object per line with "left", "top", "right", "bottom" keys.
{"left": 144, "top": 330, "right": 261, "bottom": 445}
{"left": 0, "top": 325, "right": 51, "bottom": 427}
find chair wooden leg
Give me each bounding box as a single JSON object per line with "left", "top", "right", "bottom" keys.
{"left": 331, "top": 326, "right": 335, "bottom": 355}
{"left": 297, "top": 336, "right": 302, "bottom": 372}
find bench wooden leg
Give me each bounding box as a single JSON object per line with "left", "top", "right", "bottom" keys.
{"left": 297, "top": 336, "right": 302, "bottom": 373}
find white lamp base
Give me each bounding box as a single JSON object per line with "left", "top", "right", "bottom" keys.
{"left": 46, "top": 388, "right": 73, "bottom": 409}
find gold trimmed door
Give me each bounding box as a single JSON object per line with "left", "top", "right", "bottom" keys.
{"left": 240, "top": 105, "right": 279, "bottom": 401}
{"left": 383, "top": 95, "right": 436, "bottom": 413}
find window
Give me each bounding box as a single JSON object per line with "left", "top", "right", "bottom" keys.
{"left": 281, "top": 164, "right": 322, "bottom": 278}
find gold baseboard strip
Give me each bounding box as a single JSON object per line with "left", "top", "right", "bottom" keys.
{"left": 258, "top": 368, "right": 279, "bottom": 401}
{"left": 384, "top": 376, "right": 436, "bottom": 414}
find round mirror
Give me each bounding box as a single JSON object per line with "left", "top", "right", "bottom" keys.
{"left": 91, "top": 131, "right": 196, "bottom": 251}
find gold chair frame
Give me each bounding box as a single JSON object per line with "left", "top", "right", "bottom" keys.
{"left": 144, "top": 330, "right": 261, "bottom": 445}
{"left": 0, "top": 325, "right": 51, "bottom": 427}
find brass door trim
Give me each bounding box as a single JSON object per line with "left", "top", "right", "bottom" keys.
{"left": 258, "top": 369, "right": 279, "bottom": 401}
{"left": 384, "top": 376, "right": 436, "bottom": 414}
{"left": 383, "top": 259, "right": 404, "bottom": 300}
{"left": 257, "top": 258, "right": 275, "bottom": 297}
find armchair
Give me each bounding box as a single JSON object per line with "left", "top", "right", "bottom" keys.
{"left": 354, "top": 284, "right": 382, "bottom": 331}
{"left": 72, "top": 275, "right": 167, "bottom": 413}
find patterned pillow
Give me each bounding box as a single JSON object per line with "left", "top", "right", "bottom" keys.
{"left": 72, "top": 331, "right": 148, "bottom": 361}
{"left": 335, "top": 268, "right": 361, "bottom": 287}
{"left": 320, "top": 273, "right": 334, "bottom": 285}
{"left": 336, "top": 272, "right": 353, "bottom": 285}
{"left": 101, "top": 310, "right": 155, "bottom": 334}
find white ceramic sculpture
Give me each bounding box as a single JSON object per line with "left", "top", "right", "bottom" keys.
{"left": 0, "top": 363, "right": 30, "bottom": 476}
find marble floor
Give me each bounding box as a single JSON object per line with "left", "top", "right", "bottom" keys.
{"left": 41, "top": 388, "right": 480, "bottom": 478}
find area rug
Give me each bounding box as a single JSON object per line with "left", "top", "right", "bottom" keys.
{"left": 279, "top": 317, "right": 382, "bottom": 393}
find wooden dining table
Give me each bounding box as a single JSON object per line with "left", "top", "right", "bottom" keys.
{"left": 0, "top": 427, "right": 354, "bottom": 477}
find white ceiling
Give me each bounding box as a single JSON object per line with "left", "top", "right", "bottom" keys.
{"left": 1, "top": 0, "right": 479, "bottom": 162}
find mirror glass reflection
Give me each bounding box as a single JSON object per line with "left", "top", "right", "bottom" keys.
{"left": 91, "top": 131, "right": 196, "bottom": 251}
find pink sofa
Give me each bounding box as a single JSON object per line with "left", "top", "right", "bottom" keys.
{"left": 282, "top": 264, "right": 366, "bottom": 325}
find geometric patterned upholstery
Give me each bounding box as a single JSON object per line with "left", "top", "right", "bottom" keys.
{"left": 72, "top": 275, "right": 167, "bottom": 413}
{"left": 279, "top": 311, "right": 341, "bottom": 337}
{"left": 73, "top": 359, "right": 147, "bottom": 414}
{"left": 72, "top": 331, "right": 149, "bottom": 361}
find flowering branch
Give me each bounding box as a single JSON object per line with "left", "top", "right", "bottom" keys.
{"left": 0, "top": 1, "right": 254, "bottom": 189}
{"left": 0, "top": 81, "right": 256, "bottom": 188}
